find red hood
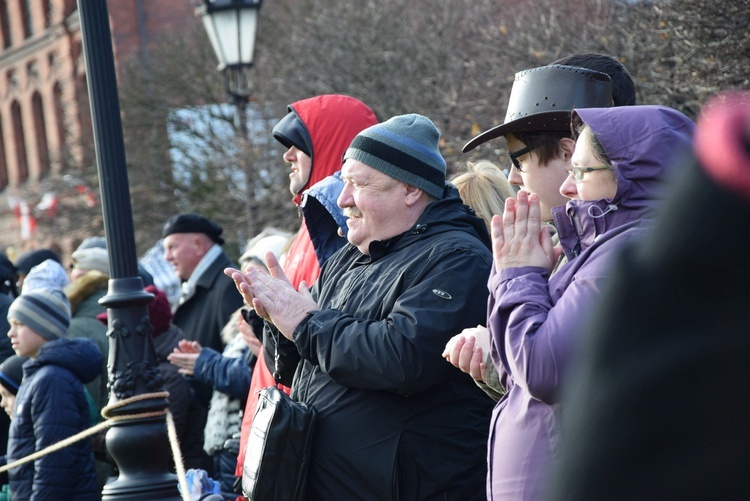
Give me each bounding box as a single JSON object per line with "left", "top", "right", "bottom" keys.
{"left": 289, "top": 94, "right": 378, "bottom": 205}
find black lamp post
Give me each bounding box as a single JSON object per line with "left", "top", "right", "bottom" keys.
{"left": 76, "top": 1, "right": 179, "bottom": 499}
{"left": 197, "top": 0, "right": 262, "bottom": 240}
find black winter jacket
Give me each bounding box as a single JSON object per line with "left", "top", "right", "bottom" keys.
{"left": 269, "top": 185, "right": 494, "bottom": 500}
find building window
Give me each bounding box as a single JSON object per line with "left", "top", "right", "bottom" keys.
{"left": 53, "top": 82, "right": 66, "bottom": 168}
{"left": 32, "top": 92, "right": 49, "bottom": 178}
{"left": 6, "top": 69, "right": 18, "bottom": 92}
{"left": 27, "top": 60, "right": 39, "bottom": 82}
{"left": 0, "top": 115, "right": 8, "bottom": 191}
{"left": 11, "top": 101, "right": 28, "bottom": 183}
{"left": 20, "top": 0, "right": 33, "bottom": 39}
{"left": 0, "top": 2, "right": 11, "bottom": 48}
{"left": 42, "top": 0, "right": 51, "bottom": 28}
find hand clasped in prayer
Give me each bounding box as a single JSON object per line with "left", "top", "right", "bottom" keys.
{"left": 491, "top": 190, "right": 559, "bottom": 273}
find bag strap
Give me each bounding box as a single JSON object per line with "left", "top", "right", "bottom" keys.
{"left": 271, "top": 328, "right": 282, "bottom": 387}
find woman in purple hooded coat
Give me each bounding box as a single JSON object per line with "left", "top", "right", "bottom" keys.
{"left": 486, "top": 105, "right": 695, "bottom": 500}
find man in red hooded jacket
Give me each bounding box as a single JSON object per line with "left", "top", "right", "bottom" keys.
{"left": 272, "top": 94, "right": 378, "bottom": 286}
{"left": 234, "top": 95, "right": 377, "bottom": 484}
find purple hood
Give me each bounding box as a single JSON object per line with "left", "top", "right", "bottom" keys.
{"left": 554, "top": 105, "right": 695, "bottom": 259}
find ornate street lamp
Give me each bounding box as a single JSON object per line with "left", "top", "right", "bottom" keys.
{"left": 77, "top": 1, "right": 179, "bottom": 499}
{"left": 196, "top": 0, "right": 262, "bottom": 108}
{"left": 197, "top": 0, "right": 263, "bottom": 240}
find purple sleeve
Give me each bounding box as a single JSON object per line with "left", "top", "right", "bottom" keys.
{"left": 487, "top": 265, "right": 604, "bottom": 404}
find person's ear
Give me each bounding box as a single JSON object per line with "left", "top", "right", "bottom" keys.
{"left": 404, "top": 184, "right": 424, "bottom": 206}
{"left": 192, "top": 234, "right": 210, "bottom": 254}
{"left": 559, "top": 137, "right": 576, "bottom": 161}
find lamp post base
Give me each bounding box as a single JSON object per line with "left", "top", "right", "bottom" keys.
{"left": 101, "top": 417, "right": 181, "bottom": 500}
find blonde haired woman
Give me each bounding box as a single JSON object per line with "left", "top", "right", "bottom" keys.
{"left": 444, "top": 161, "right": 516, "bottom": 400}
{"left": 451, "top": 160, "right": 516, "bottom": 231}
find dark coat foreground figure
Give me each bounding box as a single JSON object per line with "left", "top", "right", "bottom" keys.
{"left": 285, "top": 186, "right": 494, "bottom": 500}
{"left": 550, "top": 91, "right": 750, "bottom": 500}
{"left": 262, "top": 115, "right": 495, "bottom": 500}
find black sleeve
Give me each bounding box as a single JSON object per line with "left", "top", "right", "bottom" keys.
{"left": 241, "top": 307, "right": 265, "bottom": 341}
{"left": 262, "top": 321, "right": 300, "bottom": 388}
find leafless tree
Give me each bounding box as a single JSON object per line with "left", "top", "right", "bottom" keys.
{"left": 107, "top": 0, "right": 748, "bottom": 258}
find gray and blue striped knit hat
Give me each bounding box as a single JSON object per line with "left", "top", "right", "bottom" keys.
{"left": 8, "top": 289, "right": 71, "bottom": 341}
{"left": 344, "top": 114, "right": 447, "bottom": 199}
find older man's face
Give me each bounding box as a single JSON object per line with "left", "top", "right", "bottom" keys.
{"left": 163, "top": 233, "right": 207, "bottom": 281}
{"left": 338, "top": 159, "right": 410, "bottom": 255}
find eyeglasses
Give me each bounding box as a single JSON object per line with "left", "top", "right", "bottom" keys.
{"left": 568, "top": 165, "right": 613, "bottom": 181}
{"left": 508, "top": 146, "right": 534, "bottom": 172}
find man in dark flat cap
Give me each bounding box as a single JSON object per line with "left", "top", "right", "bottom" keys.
{"left": 162, "top": 213, "right": 243, "bottom": 474}
{"left": 162, "top": 212, "right": 243, "bottom": 354}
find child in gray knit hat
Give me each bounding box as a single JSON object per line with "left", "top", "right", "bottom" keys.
{"left": 5, "top": 289, "right": 101, "bottom": 499}
{"left": 7, "top": 289, "right": 71, "bottom": 353}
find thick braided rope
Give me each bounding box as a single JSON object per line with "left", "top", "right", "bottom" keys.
{"left": 164, "top": 404, "right": 189, "bottom": 499}
{"left": 0, "top": 391, "right": 190, "bottom": 501}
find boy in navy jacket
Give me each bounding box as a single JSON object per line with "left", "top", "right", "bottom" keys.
{"left": 5, "top": 289, "right": 100, "bottom": 500}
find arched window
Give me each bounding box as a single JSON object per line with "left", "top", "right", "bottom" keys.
{"left": 0, "top": 114, "right": 8, "bottom": 190}
{"left": 42, "top": 0, "right": 51, "bottom": 28}
{"left": 32, "top": 92, "right": 49, "bottom": 177}
{"left": 20, "top": 0, "right": 33, "bottom": 39}
{"left": 0, "top": 1, "right": 11, "bottom": 48}
{"left": 53, "top": 82, "right": 66, "bottom": 169}
{"left": 11, "top": 101, "right": 28, "bottom": 183}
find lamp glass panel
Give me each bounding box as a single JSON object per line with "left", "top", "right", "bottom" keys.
{"left": 238, "top": 9, "right": 258, "bottom": 64}
{"left": 210, "top": 10, "right": 241, "bottom": 65}
{"left": 200, "top": 14, "right": 225, "bottom": 67}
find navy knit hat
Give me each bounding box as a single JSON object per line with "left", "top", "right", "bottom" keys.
{"left": 344, "top": 114, "right": 447, "bottom": 199}
{"left": 0, "top": 355, "right": 29, "bottom": 395}
{"left": 8, "top": 289, "right": 71, "bottom": 341}
{"left": 14, "top": 248, "right": 60, "bottom": 275}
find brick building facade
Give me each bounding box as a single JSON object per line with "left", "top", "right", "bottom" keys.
{"left": 0, "top": 0, "right": 196, "bottom": 261}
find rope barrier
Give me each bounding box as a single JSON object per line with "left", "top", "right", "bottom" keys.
{"left": 0, "top": 391, "right": 191, "bottom": 501}
{"left": 165, "top": 405, "right": 190, "bottom": 499}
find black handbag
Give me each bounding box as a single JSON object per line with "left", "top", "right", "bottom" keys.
{"left": 242, "top": 331, "right": 317, "bottom": 501}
